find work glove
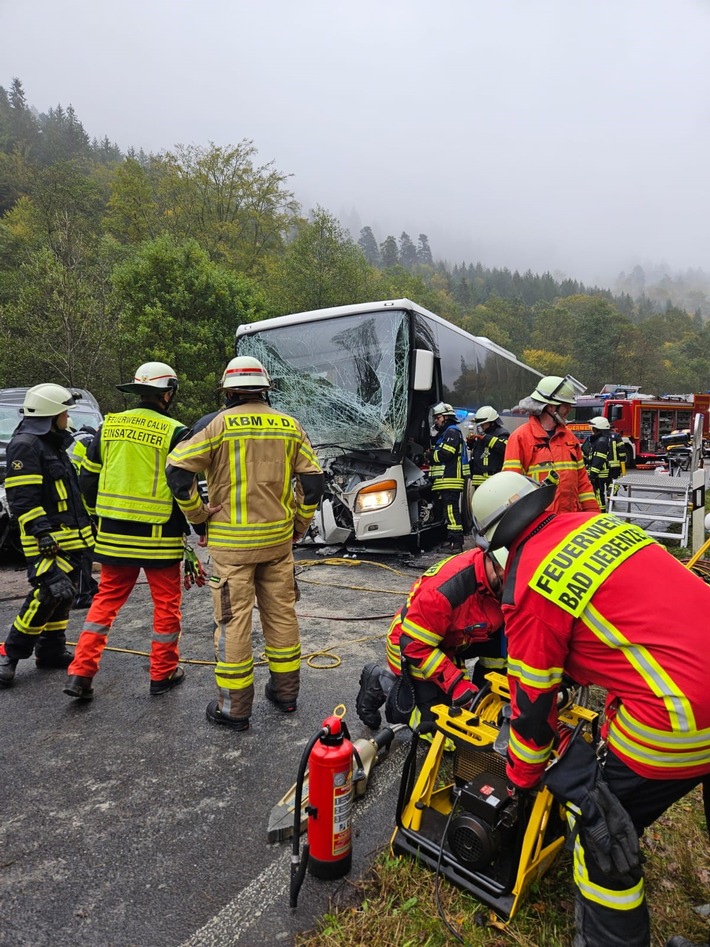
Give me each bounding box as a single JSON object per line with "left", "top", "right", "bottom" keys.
{"left": 183, "top": 545, "right": 207, "bottom": 590}
{"left": 42, "top": 573, "right": 75, "bottom": 602}
{"left": 543, "top": 735, "right": 641, "bottom": 884}
{"left": 449, "top": 675, "right": 478, "bottom": 708}
{"left": 579, "top": 780, "right": 642, "bottom": 881}
{"left": 37, "top": 533, "right": 59, "bottom": 558}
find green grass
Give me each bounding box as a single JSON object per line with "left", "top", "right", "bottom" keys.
{"left": 295, "top": 787, "right": 709, "bottom": 947}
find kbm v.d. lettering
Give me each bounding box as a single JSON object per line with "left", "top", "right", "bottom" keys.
{"left": 226, "top": 415, "right": 296, "bottom": 430}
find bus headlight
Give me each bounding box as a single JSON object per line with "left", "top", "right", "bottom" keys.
{"left": 354, "top": 480, "right": 398, "bottom": 513}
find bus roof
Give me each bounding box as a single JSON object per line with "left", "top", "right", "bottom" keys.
{"left": 236, "top": 298, "right": 539, "bottom": 374}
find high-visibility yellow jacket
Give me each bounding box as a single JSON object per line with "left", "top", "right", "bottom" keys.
{"left": 166, "top": 398, "right": 324, "bottom": 563}
{"left": 80, "top": 405, "right": 188, "bottom": 566}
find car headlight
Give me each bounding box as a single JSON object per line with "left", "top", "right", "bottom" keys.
{"left": 354, "top": 479, "right": 397, "bottom": 513}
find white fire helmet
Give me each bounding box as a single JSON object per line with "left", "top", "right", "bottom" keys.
{"left": 530, "top": 376, "right": 577, "bottom": 406}
{"left": 116, "top": 361, "right": 178, "bottom": 394}
{"left": 589, "top": 416, "right": 611, "bottom": 430}
{"left": 472, "top": 471, "right": 556, "bottom": 551}
{"left": 221, "top": 356, "right": 271, "bottom": 390}
{"left": 474, "top": 405, "right": 500, "bottom": 425}
{"left": 21, "top": 384, "right": 76, "bottom": 417}
{"left": 432, "top": 402, "right": 455, "bottom": 418}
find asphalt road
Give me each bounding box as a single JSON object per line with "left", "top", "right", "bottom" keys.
{"left": 0, "top": 541, "right": 449, "bottom": 947}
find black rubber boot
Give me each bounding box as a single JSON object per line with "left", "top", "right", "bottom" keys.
{"left": 63, "top": 675, "right": 94, "bottom": 700}
{"left": 265, "top": 678, "right": 297, "bottom": 713}
{"left": 35, "top": 649, "right": 74, "bottom": 669}
{"left": 356, "top": 663, "right": 386, "bottom": 729}
{"left": 205, "top": 700, "right": 249, "bottom": 731}
{"left": 0, "top": 654, "right": 18, "bottom": 687}
{"left": 150, "top": 666, "right": 185, "bottom": 696}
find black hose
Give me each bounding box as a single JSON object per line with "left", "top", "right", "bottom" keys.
{"left": 289, "top": 727, "right": 328, "bottom": 910}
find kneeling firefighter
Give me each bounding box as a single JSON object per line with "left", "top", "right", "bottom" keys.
{"left": 0, "top": 384, "right": 94, "bottom": 686}
{"left": 355, "top": 546, "right": 505, "bottom": 736}
{"left": 471, "top": 470, "right": 710, "bottom": 947}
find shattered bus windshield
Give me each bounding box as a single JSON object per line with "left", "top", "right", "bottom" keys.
{"left": 237, "top": 309, "right": 409, "bottom": 451}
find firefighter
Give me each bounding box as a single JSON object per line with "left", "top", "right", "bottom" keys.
{"left": 165, "top": 355, "right": 324, "bottom": 731}
{"left": 503, "top": 375, "right": 600, "bottom": 513}
{"left": 64, "top": 362, "right": 189, "bottom": 700}
{"left": 0, "top": 384, "right": 94, "bottom": 686}
{"left": 427, "top": 402, "right": 468, "bottom": 552}
{"left": 355, "top": 546, "right": 505, "bottom": 734}
{"left": 582, "top": 416, "right": 622, "bottom": 511}
{"left": 472, "top": 471, "right": 710, "bottom": 947}
{"left": 466, "top": 405, "right": 509, "bottom": 488}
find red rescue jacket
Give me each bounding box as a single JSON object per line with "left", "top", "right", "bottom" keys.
{"left": 386, "top": 547, "right": 504, "bottom": 694}
{"left": 502, "top": 511, "right": 710, "bottom": 788}
{"left": 503, "top": 415, "right": 599, "bottom": 513}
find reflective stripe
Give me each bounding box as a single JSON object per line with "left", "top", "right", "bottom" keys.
{"left": 207, "top": 519, "right": 294, "bottom": 549}
{"left": 21, "top": 525, "right": 94, "bottom": 557}
{"left": 264, "top": 643, "right": 301, "bottom": 673}
{"left": 570, "top": 810, "right": 644, "bottom": 909}
{"left": 18, "top": 506, "right": 45, "bottom": 527}
{"left": 215, "top": 657, "right": 254, "bottom": 691}
{"left": 13, "top": 589, "right": 43, "bottom": 634}
{"left": 608, "top": 719, "right": 710, "bottom": 769}
{"left": 418, "top": 650, "right": 446, "bottom": 679}
{"left": 400, "top": 617, "right": 441, "bottom": 649}
{"left": 507, "top": 656, "right": 564, "bottom": 689}
{"left": 508, "top": 730, "right": 552, "bottom": 764}
{"left": 614, "top": 704, "right": 709, "bottom": 748}
{"left": 582, "top": 603, "right": 695, "bottom": 732}
{"left": 176, "top": 490, "right": 202, "bottom": 513}
{"left": 152, "top": 629, "right": 180, "bottom": 644}
{"left": 5, "top": 474, "right": 43, "bottom": 488}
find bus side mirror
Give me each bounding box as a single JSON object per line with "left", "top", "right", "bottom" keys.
{"left": 413, "top": 349, "right": 434, "bottom": 391}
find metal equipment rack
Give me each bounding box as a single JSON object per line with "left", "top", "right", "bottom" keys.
{"left": 607, "top": 473, "right": 692, "bottom": 545}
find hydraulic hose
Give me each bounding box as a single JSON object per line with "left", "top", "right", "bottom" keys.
{"left": 290, "top": 726, "right": 328, "bottom": 910}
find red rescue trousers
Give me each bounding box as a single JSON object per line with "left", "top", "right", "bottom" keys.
{"left": 68, "top": 563, "right": 182, "bottom": 681}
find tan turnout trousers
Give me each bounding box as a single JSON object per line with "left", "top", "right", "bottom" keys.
{"left": 209, "top": 547, "right": 300, "bottom": 720}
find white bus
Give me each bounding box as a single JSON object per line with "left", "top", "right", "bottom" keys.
{"left": 236, "top": 298, "right": 541, "bottom": 551}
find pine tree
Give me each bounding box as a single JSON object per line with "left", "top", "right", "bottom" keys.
{"left": 399, "top": 231, "right": 418, "bottom": 269}
{"left": 380, "top": 235, "right": 399, "bottom": 268}
{"left": 417, "top": 233, "right": 433, "bottom": 266}
{"left": 357, "top": 226, "right": 381, "bottom": 266}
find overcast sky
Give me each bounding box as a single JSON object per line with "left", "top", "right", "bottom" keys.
{"left": 3, "top": 0, "right": 710, "bottom": 285}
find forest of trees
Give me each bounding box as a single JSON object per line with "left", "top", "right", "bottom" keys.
{"left": 2, "top": 77, "right": 710, "bottom": 422}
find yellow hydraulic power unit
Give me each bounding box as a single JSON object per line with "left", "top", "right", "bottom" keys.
{"left": 391, "top": 672, "right": 597, "bottom": 921}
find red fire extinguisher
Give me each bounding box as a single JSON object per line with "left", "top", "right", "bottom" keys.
{"left": 290, "top": 715, "right": 354, "bottom": 909}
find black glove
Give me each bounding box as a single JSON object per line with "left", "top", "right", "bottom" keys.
{"left": 43, "top": 574, "right": 76, "bottom": 602}
{"left": 37, "top": 533, "right": 59, "bottom": 558}
{"left": 578, "top": 781, "right": 642, "bottom": 880}
{"left": 544, "top": 735, "right": 641, "bottom": 884}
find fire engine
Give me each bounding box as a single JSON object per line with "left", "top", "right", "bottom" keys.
{"left": 569, "top": 384, "right": 710, "bottom": 468}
